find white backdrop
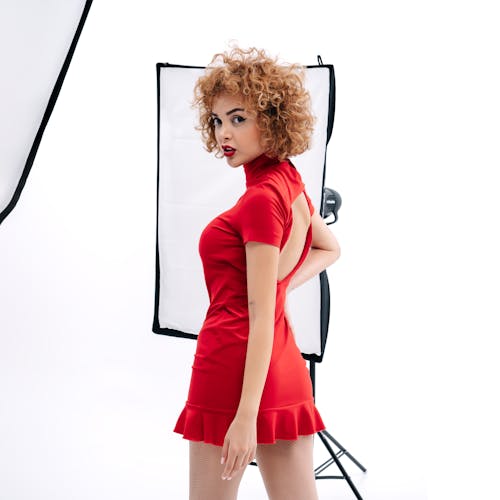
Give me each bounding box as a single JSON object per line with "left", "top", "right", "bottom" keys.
{"left": 1, "top": 1, "right": 499, "bottom": 499}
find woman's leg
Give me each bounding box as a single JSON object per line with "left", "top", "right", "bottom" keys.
{"left": 256, "top": 435, "right": 318, "bottom": 500}
{"left": 189, "top": 441, "right": 247, "bottom": 500}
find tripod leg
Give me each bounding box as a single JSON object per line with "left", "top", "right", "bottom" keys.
{"left": 322, "top": 430, "right": 367, "bottom": 472}
{"left": 317, "top": 431, "right": 364, "bottom": 500}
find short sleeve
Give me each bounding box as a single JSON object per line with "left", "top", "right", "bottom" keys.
{"left": 237, "top": 188, "right": 286, "bottom": 247}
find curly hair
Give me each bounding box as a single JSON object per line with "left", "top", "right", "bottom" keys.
{"left": 193, "top": 47, "right": 315, "bottom": 161}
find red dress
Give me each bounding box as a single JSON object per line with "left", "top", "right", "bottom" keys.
{"left": 174, "top": 153, "right": 325, "bottom": 446}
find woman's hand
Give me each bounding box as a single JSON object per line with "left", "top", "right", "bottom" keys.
{"left": 220, "top": 414, "right": 257, "bottom": 480}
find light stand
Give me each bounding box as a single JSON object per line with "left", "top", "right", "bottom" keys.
{"left": 310, "top": 186, "right": 366, "bottom": 498}
{"left": 310, "top": 360, "right": 367, "bottom": 499}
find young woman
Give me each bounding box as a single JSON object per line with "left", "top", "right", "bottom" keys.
{"left": 174, "top": 47, "right": 341, "bottom": 500}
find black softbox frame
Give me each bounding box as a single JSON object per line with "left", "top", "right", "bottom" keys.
{"left": 0, "top": 0, "right": 93, "bottom": 225}
{"left": 153, "top": 61, "right": 335, "bottom": 362}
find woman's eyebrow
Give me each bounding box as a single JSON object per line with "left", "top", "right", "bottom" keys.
{"left": 225, "top": 107, "right": 245, "bottom": 115}
{"left": 211, "top": 108, "right": 245, "bottom": 118}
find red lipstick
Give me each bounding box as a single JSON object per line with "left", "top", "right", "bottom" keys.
{"left": 222, "top": 145, "right": 235, "bottom": 157}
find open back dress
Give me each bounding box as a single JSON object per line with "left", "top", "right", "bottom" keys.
{"left": 174, "top": 153, "right": 325, "bottom": 446}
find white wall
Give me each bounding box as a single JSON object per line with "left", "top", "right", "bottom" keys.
{"left": 1, "top": 1, "right": 498, "bottom": 499}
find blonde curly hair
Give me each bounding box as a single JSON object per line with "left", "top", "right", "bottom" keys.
{"left": 194, "top": 47, "right": 315, "bottom": 161}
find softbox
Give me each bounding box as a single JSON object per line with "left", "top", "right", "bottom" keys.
{"left": 153, "top": 61, "right": 335, "bottom": 362}
{"left": 0, "top": 0, "right": 93, "bottom": 225}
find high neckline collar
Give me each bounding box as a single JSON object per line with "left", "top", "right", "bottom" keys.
{"left": 243, "top": 154, "right": 281, "bottom": 187}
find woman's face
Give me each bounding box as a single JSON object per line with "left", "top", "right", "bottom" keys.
{"left": 211, "top": 93, "right": 267, "bottom": 168}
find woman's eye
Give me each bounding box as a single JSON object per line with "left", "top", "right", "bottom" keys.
{"left": 232, "top": 115, "right": 246, "bottom": 125}
{"left": 211, "top": 116, "right": 222, "bottom": 127}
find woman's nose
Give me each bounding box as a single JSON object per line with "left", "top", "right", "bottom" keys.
{"left": 218, "top": 123, "right": 231, "bottom": 141}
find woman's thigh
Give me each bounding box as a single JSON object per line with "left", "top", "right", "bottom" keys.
{"left": 189, "top": 441, "right": 246, "bottom": 500}
{"left": 256, "top": 435, "right": 318, "bottom": 500}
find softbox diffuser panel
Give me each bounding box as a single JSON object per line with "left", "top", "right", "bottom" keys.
{"left": 0, "top": 0, "right": 93, "bottom": 225}
{"left": 153, "top": 62, "right": 335, "bottom": 361}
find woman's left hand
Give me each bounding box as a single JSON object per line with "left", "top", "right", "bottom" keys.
{"left": 220, "top": 414, "right": 257, "bottom": 480}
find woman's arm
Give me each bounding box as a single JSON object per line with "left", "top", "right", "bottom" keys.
{"left": 238, "top": 242, "right": 279, "bottom": 416}
{"left": 220, "top": 241, "right": 279, "bottom": 480}
{"left": 288, "top": 210, "right": 341, "bottom": 291}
